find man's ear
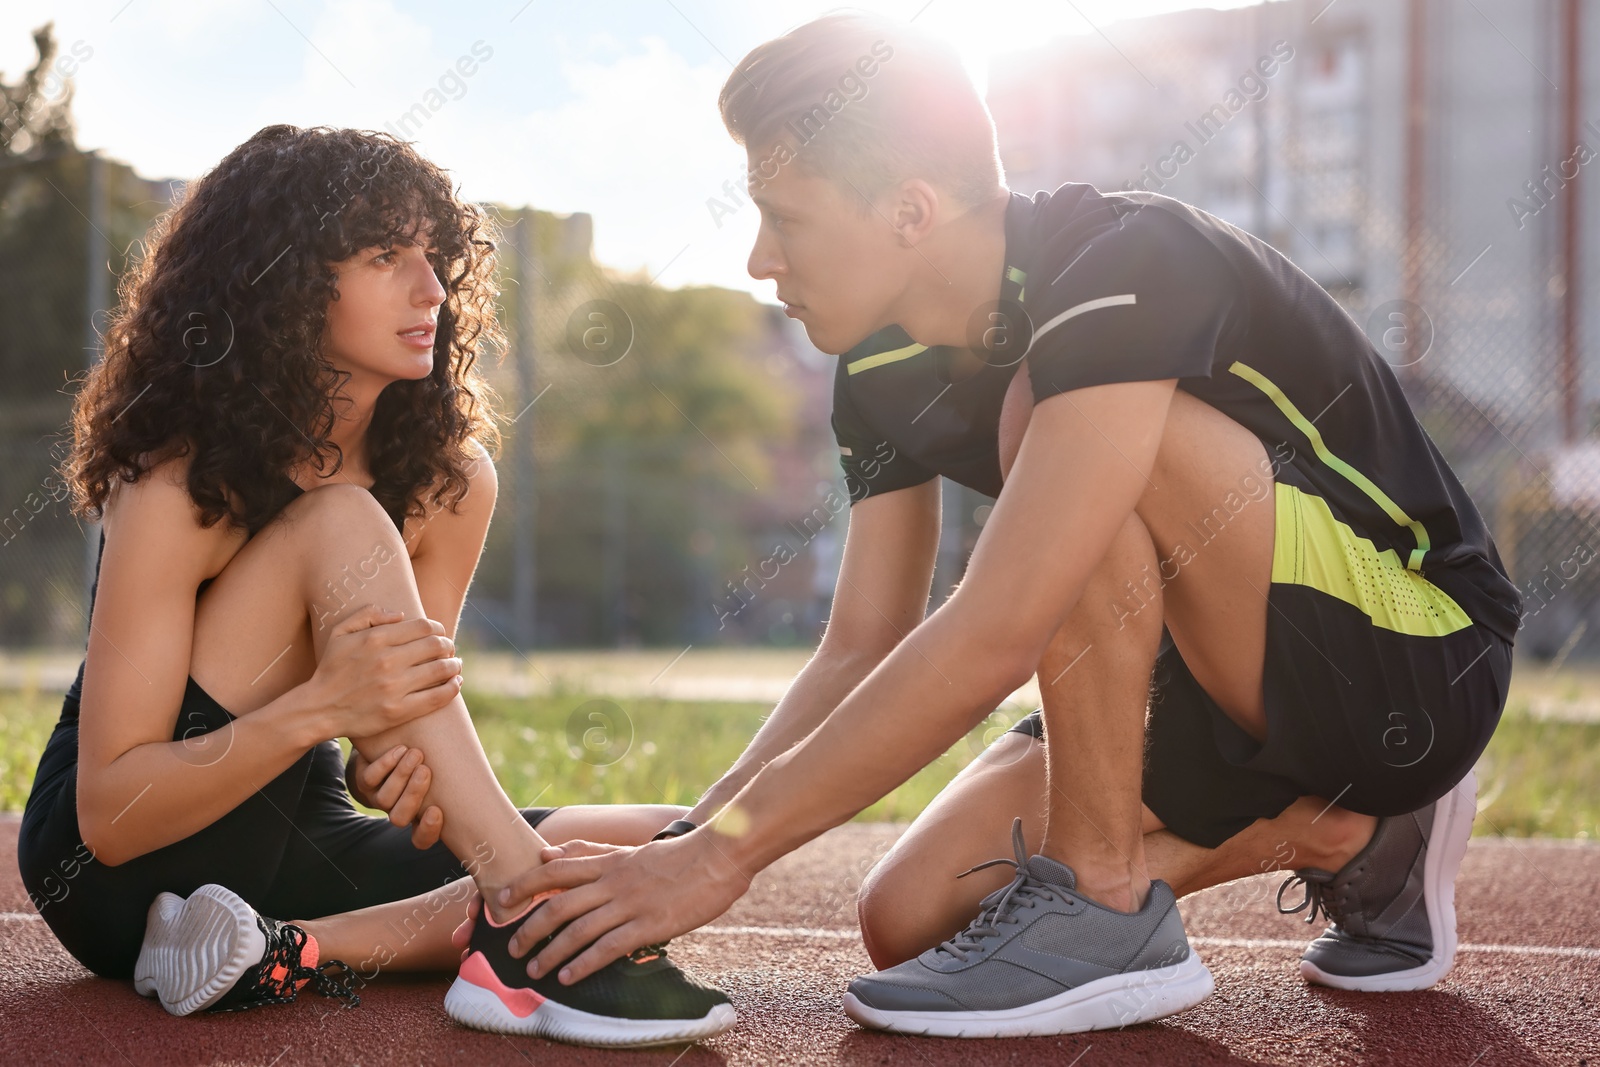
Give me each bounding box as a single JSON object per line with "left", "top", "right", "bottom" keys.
{"left": 886, "top": 178, "right": 941, "bottom": 247}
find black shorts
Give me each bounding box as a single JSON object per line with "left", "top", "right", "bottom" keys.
{"left": 18, "top": 673, "right": 557, "bottom": 979}
{"left": 1008, "top": 482, "right": 1514, "bottom": 849}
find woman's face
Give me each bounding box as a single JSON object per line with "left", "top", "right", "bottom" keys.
{"left": 323, "top": 225, "right": 447, "bottom": 386}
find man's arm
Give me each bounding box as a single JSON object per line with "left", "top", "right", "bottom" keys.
{"left": 505, "top": 377, "right": 1178, "bottom": 983}
{"left": 712, "top": 378, "right": 1177, "bottom": 869}
{"left": 686, "top": 477, "right": 942, "bottom": 823}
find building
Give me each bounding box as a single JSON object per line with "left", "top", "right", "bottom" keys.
{"left": 986, "top": 0, "right": 1600, "bottom": 655}
{"left": 987, "top": 0, "right": 1598, "bottom": 445}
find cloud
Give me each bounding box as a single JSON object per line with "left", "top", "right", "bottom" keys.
{"left": 453, "top": 33, "right": 757, "bottom": 292}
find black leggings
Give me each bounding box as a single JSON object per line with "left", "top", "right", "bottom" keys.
{"left": 17, "top": 675, "right": 555, "bottom": 979}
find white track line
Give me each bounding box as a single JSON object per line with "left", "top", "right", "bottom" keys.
{"left": 697, "top": 924, "right": 1600, "bottom": 961}
{"left": 1188, "top": 935, "right": 1600, "bottom": 960}
{"left": 5, "top": 913, "right": 1597, "bottom": 961}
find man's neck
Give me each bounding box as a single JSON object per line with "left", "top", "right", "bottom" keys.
{"left": 895, "top": 188, "right": 1012, "bottom": 353}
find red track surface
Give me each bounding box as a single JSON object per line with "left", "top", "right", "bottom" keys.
{"left": 3, "top": 816, "right": 1597, "bottom": 1066}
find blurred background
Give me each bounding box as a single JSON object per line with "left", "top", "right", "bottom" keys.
{"left": 0, "top": 0, "right": 1596, "bottom": 831}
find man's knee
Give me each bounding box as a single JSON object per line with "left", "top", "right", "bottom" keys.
{"left": 857, "top": 855, "right": 935, "bottom": 970}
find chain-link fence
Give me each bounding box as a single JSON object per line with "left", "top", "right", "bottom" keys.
{"left": 985, "top": 0, "right": 1600, "bottom": 662}
{"left": 4, "top": 0, "right": 1598, "bottom": 661}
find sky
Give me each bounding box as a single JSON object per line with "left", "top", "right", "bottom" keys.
{"left": 2, "top": 0, "right": 1267, "bottom": 301}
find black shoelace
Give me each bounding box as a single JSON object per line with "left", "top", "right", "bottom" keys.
{"left": 1276, "top": 869, "right": 1342, "bottom": 926}
{"left": 532, "top": 895, "right": 669, "bottom": 968}
{"left": 934, "top": 818, "right": 1061, "bottom": 964}
{"left": 210, "top": 921, "right": 362, "bottom": 1013}
{"left": 627, "top": 943, "right": 671, "bottom": 964}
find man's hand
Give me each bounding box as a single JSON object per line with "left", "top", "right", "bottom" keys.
{"left": 495, "top": 831, "right": 753, "bottom": 984}
{"left": 346, "top": 744, "right": 445, "bottom": 849}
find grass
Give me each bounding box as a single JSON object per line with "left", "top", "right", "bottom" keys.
{"left": 1, "top": 684, "right": 1596, "bottom": 839}
{"left": 0, "top": 686, "right": 1027, "bottom": 823}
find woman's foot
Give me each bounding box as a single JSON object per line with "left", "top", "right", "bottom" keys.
{"left": 134, "top": 883, "right": 362, "bottom": 1016}
{"left": 447, "top": 892, "right": 736, "bottom": 1047}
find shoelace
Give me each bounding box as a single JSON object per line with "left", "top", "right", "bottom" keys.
{"left": 627, "top": 942, "right": 670, "bottom": 965}
{"left": 524, "top": 894, "right": 670, "bottom": 968}
{"left": 214, "top": 921, "right": 361, "bottom": 1012}
{"left": 933, "top": 818, "right": 1061, "bottom": 964}
{"left": 1276, "top": 869, "right": 1341, "bottom": 926}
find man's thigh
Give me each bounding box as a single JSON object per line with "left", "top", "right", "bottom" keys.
{"left": 1134, "top": 387, "right": 1277, "bottom": 741}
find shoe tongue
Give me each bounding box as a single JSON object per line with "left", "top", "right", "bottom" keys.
{"left": 1025, "top": 854, "right": 1077, "bottom": 889}
{"left": 299, "top": 931, "right": 320, "bottom": 972}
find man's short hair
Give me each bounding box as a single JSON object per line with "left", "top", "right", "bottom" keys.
{"left": 718, "top": 11, "right": 1004, "bottom": 210}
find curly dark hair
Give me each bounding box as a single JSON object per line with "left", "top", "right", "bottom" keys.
{"left": 64, "top": 124, "right": 504, "bottom": 535}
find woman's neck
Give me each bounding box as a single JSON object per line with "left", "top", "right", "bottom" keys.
{"left": 292, "top": 391, "right": 379, "bottom": 490}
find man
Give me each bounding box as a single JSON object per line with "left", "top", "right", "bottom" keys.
{"left": 486, "top": 13, "right": 1521, "bottom": 1036}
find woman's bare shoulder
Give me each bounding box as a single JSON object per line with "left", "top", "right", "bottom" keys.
{"left": 102, "top": 452, "right": 245, "bottom": 564}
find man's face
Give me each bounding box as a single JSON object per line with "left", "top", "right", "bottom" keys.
{"left": 745, "top": 145, "right": 910, "bottom": 355}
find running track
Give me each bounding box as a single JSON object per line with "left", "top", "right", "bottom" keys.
{"left": 2, "top": 817, "right": 1596, "bottom": 1066}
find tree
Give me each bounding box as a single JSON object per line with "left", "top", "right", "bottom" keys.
{"left": 0, "top": 25, "right": 166, "bottom": 646}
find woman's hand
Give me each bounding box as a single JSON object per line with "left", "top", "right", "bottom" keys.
{"left": 309, "top": 605, "right": 463, "bottom": 739}
{"left": 346, "top": 744, "right": 445, "bottom": 849}
{"left": 495, "top": 831, "right": 754, "bottom": 985}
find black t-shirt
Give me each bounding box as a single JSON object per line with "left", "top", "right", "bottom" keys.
{"left": 832, "top": 183, "right": 1523, "bottom": 642}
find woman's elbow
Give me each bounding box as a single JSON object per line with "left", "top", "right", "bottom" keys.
{"left": 76, "top": 823, "right": 129, "bottom": 868}
{"left": 74, "top": 789, "right": 134, "bottom": 868}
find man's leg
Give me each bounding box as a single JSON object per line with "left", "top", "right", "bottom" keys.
{"left": 857, "top": 731, "right": 1372, "bottom": 969}
{"left": 1012, "top": 374, "right": 1375, "bottom": 914}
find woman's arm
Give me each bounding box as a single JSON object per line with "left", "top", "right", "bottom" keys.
{"left": 405, "top": 442, "right": 498, "bottom": 643}
{"left": 74, "top": 458, "right": 334, "bottom": 866}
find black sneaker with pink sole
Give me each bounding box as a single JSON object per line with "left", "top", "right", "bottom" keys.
{"left": 446, "top": 892, "right": 735, "bottom": 1047}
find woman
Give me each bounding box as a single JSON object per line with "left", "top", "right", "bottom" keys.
{"left": 17, "top": 125, "right": 733, "bottom": 1046}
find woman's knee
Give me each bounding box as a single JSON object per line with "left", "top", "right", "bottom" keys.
{"left": 190, "top": 484, "right": 407, "bottom": 702}
{"left": 281, "top": 483, "right": 402, "bottom": 549}
{"left": 279, "top": 487, "right": 408, "bottom": 601}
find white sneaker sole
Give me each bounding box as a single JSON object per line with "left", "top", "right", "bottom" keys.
{"left": 133, "top": 884, "right": 265, "bottom": 1016}
{"left": 841, "top": 951, "right": 1215, "bottom": 1038}
{"left": 1300, "top": 768, "right": 1477, "bottom": 992}
{"left": 444, "top": 975, "right": 737, "bottom": 1048}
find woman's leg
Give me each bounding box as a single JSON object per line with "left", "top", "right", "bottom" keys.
{"left": 185, "top": 483, "right": 546, "bottom": 920}
{"left": 293, "top": 805, "right": 682, "bottom": 975}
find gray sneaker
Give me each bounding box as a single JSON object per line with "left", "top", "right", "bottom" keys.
{"left": 1277, "top": 769, "right": 1477, "bottom": 992}
{"left": 843, "top": 819, "right": 1214, "bottom": 1037}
